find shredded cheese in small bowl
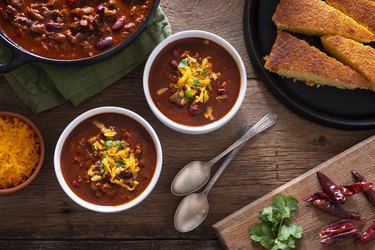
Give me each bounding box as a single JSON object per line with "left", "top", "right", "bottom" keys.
{"left": 0, "top": 112, "right": 44, "bottom": 194}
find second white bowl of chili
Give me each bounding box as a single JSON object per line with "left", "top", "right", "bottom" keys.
{"left": 54, "top": 107, "right": 162, "bottom": 213}
{"left": 143, "top": 30, "right": 247, "bottom": 134}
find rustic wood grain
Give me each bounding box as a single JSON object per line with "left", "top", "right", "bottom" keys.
{"left": 160, "top": 0, "right": 257, "bottom": 78}
{"left": 213, "top": 136, "right": 375, "bottom": 250}
{"left": 0, "top": 0, "right": 374, "bottom": 248}
{"left": 0, "top": 240, "right": 221, "bottom": 249}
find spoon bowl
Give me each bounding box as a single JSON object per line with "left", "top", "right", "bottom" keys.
{"left": 174, "top": 193, "right": 209, "bottom": 233}
{"left": 171, "top": 161, "right": 211, "bottom": 196}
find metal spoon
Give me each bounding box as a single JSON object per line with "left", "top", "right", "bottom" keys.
{"left": 174, "top": 124, "right": 252, "bottom": 233}
{"left": 171, "top": 113, "right": 277, "bottom": 196}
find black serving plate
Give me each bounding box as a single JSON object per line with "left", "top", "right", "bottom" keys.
{"left": 244, "top": 0, "right": 375, "bottom": 130}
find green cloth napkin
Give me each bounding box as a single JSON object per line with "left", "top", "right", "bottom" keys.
{"left": 0, "top": 7, "right": 172, "bottom": 114}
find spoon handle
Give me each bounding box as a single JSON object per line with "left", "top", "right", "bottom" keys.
{"left": 209, "top": 114, "right": 277, "bottom": 165}
{"left": 202, "top": 124, "right": 252, "bottom": 195}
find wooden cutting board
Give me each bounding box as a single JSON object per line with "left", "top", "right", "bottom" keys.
{"left": 213, "top": 135, "right": 375, "bottom": 250}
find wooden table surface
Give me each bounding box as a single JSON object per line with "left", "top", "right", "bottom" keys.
{"left": 0, "top": 0, "right": 374, "bottom": 249}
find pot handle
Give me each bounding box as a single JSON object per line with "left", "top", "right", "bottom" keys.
{"left": 0, "top": 46, "right": 31, "bottom": 74}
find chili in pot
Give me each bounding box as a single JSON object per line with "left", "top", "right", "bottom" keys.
{"left": 0, "top": 0, "right": 154, "bottom": 60}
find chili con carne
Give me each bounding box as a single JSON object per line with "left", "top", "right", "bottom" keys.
{"left": 0, "top": 0, "right": 153, "bottom": 59}
{"left": 60, "top": 113, "right": 157, "bottom": 206}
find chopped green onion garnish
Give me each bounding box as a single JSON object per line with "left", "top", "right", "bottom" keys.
{"left": 100, "top": 163, "right": 105, "bottom": 173}
{"left": 178, "top": 58, "right": 188, "bottom": 68}
{"left": 115, "top": 140, "right": 123, "bottom": 149}
{"left": 193, "top": 77, "right": 200, "bottom": 88}
{"left": 116, "top": 160, "right": 125, "bottom": 167}
{"left": 184, "top": 90, "right": 194, "bottom": 98}
{"left": 104, "top": 141, "right": 113, "bottom": 147}
{"left": 201, "top": 68, "right": 207, "bottom": 77}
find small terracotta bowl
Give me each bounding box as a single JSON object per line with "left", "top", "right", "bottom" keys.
{"left": 0, "top": 111, "right": 45, "bottom": 194}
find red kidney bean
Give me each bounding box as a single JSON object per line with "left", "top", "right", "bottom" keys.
{"left": 71, "top": 179, "right": 80, "bottom": 187}
{"left": 67, "top": 0, "right": 78, "bottom": 6}
{"left": 0, "top": 7, "right": 8, "bottom": 21}
{"left": 170, "top": 60, "right": 179, "bottom": 70}
{"left": 96, "top": 36, "right": 114, "bottom": 50}
{"left": 94, "top": 5, "right": 105, "bottom": 14}
{"left": 189, "top": 104, "right": 202, "bottom": 115}
{"left": 217, "top": 88, "right": 226, "bottom": 95}
{"left": 172, "top": 48, "right": 181, "bottom": 58}
{"left": 112, "top": 16, "right": 126, "bottom": 31}
{"left": 103, "top": 173, "right": 111, "bottom": 182}
{"left": 217, "top": 81, "right": 227, "bottom": 95}
{"left": 46, "top": 22, "right": 64, "bottom": 31}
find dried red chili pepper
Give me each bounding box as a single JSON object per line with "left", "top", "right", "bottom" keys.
{"left": 320, "top": 219, "right": 364, "bottom": 238}
{"left": 305, "top": 182, "right": 373, "bottom": 202}
{"left": 304, "top": 190, "right": 330, "bottom": 201}
{"left": 344, "top": 182, "right": 373, "bottom": 193}
{"left": 305, "top": 187, "right": 352, "bottom": 201}
{"left": 313, "top": 199, "right": 361, "bottom": 219}
{"left": 317, "top": 171, "right": 346, "bottom": 203}
{"left": 320, "top": 228, "right": 361, "bottom": 245}
{"left": 357, "top": 220, "right": 375, "bottom": 245}
{"left": 352, "top": 171, "right": 375, "bottom": 207}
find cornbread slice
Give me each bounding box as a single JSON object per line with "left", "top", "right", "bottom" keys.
{"left": 321, "top": 35, "right": 375, "bottom": 90}
{"left": 272, "top": 0, "right": 375, "bottom": 43}
{"left": 264, "top": 32, "right": 369, "bottom": 90}
{"left": 326, "top": 0, "right": 375, "bottom": 35}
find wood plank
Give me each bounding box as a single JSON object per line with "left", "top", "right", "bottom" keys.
{"left": 213, "top": 136, "right": 375, "bottom": 249}
{"left": 0, "top": 78, "right": 373, "bottom": 240}
{"left": 0, "top": 240, "right": 222, "bottom": 250}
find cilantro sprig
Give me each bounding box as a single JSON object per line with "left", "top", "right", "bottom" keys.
{"left": 250, "top": 194, "right": 303, "bottom": 250}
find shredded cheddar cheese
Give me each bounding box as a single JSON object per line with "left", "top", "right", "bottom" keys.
{"left": 175, "top": 53, "right": 214, "bottom": 108}
{"left": 88, "top": 122, "right": 140, "bottom": 191}
{"left": 158, "top": 51, "right": 223, "bottom": 120}
{"left": 0, "top": 117, "right": 40, "bottom": 189}
{"left": 204, "top": 106, "right": 214, "bottom": 120}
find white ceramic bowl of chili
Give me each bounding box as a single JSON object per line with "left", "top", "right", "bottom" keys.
{"left": 54, "top": 106, "right": 163, "bottom": 213}
{"left": 143, "top": 30, "right": 247, "bottom": 134}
